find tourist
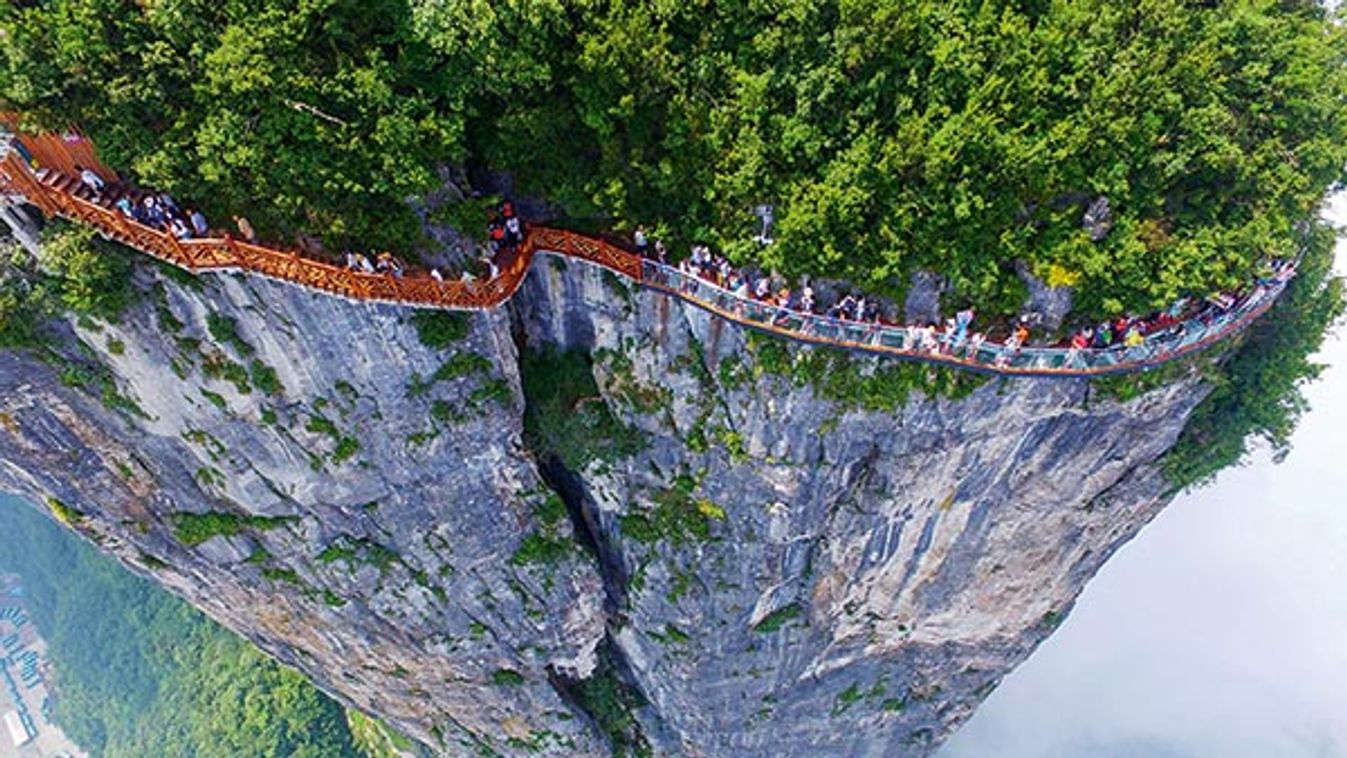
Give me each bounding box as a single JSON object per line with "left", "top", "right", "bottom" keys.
{"left": 800, "top": 286, "right": 815, "bottom": 314}
{"left": 233, "top": 215, "right": 257, "bottom": 243}
{"left": 144, "top": 196, "right": 165, "bottom": 227}
{"left": 115, "top": 196, "right": 136, "bottom": 220}
{"left": 1066, "top": 331, "right": 1089, "bottom": 366}
{"left": 430, "top": 267, "right": 444, "bottom": 283}
{"left": 832, "top": 295, "right": 856, "bottom": 320}
{"left": 188, "top": 208, "right": 209, "bottom": 236}
{"left": 754, "top": 277, "right": 771, "bottom": 300}
{"left": 966, "top": 331, "right": 986, "bottom": 360}
{"left": 76, "top": 164, "right": 105, "bottom": 198}
{"left": 634, "top": 226, "right": 648, "bottom": 256}
{"left": 954, "top": 308, "right": 974, "bottom": 344}
{"left": 489, "top": 222, "right": 505, "bottom": 253}
{"left": 654, "top": 239, "right": 667, "bottom": 263}
{"left": 505, "top": 215, "right": 523, "bottom": 248}
{"left": 920, "top": 323, "right": 941, "bottom": 352}
{"left": 1093, "top": 322, "right": 1112, "bottom": 348}
{"left": 158, "top": 192, "right": 180, "bottom": 215}
{"left": 169, "top": 217, "right": 192, "bottom": 240}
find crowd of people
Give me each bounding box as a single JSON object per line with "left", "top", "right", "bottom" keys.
{"left": 57, "top": 157, "right": 1296, "bottom": 368}
{"left": 632, "top": 227, "right": 1297, "bottom": 365}
{"left": 488, "top": 200, "right": 526, "bottom": 254}
{"left": 337, "top": 200, "right": 522, "bottom": 284}
{"left": 77, "top": 163, "right": 214, "bottom": 243}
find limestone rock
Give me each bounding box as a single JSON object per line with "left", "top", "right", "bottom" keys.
{"left": 0, "top": 252, "right": 1210, "bottom": 757}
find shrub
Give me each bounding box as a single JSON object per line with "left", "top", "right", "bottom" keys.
{"left": 205, "top": 313, "right": 254, "bottom": 356}
{"left": 331, "top": 437, "right": 360, "bottom": 464}
{"left": 172, "top": 512, "right": 291, "bottom": 547}
{"left": 491, "top": 669, "right": 525, "bottom": 686}
{"left": 753, "top": 603, "right": 803, "bottom": 633}
{"left": 37, "top": 222, "right": 135, "bottom": 321}
{"left": 409, "top": 312, "right": 469, "bottom": 348}
{"left": 250, "top": 360, "right": 284, "bottom": 396}
{"left": 45, "top": 496, "right": 85, "bottom": 527}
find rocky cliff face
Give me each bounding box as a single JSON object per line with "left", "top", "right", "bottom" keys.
{"left": 0, "top": 253, "right": 1206, "bottom": 757}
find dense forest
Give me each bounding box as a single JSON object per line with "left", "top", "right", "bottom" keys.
{"left": 3, "top": 0, "right": 1345, "bottom": 318}
{"left": 0, "top": 494, "right": 406, "bottom": 758}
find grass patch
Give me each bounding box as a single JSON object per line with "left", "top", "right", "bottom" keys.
{"left": 618, "top": 475, "right": 719, "bottom": 547}
{"left": 249, "top": 359, "right": 284, "bottom": 396}
{"left": 315, "top": 537, "right": 402, "bottom": 574}
{"left": 663, "top": 624, "right": 689, "bottom": 643}
{"left": 45, "top": 496, "right": 85, "bottom": 527}
{"left": 331, "top": 437, "right": 360, "bottom": 464}
{"left": 469, "top": 378, "right": 511, "bottom": 408}
{"left": 753, "top": 602, "right": 803, "bottom": 633}
{"left": 172, "top": 511, "right": 292, "bottom": 547}
{"left": 306, "top": 414, "right": 339, "bottom": 439}
{"left": 261, "top": 566, "right": 302, "bottom": 585}
{"left": 491, "top": 669, "right": 525, "bottom": 686}
{"left": 429, "top": 400, "right": 458, "bottom": 425}
{"left": 409, "top": 311, "right": 470, "bottom": 348}
{"left": 569, "top": 661, "right": 650, "bottom": 758}
{"left": 832, "top": 682, "right": 862, "bottom": 716}
{"left": 433, "top": 351, "right": 492, "bottom": 382}
{"left": 202, "top": 353, "right": 252, "bottom": 394}
{"left": 199, "top": 388, "right": 228, "bottom": 410}
{"left": 510, "top": 493, "right": 572, "bottom": 567}
{"left": 206, "top": 313, "right": 254, "bottom": 356}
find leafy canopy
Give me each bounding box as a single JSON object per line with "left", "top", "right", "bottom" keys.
{"left": 3, "top": 1, "right": 1345, "bottom": 317}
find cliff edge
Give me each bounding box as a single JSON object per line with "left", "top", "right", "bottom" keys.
{"left": 0, "top": 254, "right": 1209, "bottom": 757}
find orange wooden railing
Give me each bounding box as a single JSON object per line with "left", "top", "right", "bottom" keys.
{"left": 0, "top": 146, "right": 645, "bottom": 310}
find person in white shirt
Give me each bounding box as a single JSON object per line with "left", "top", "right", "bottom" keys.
{"left": 76, "top": 165, "right": 105, "bottom": 196}
{"left": 188, "top": 208, "right": 209, "bottom": 236}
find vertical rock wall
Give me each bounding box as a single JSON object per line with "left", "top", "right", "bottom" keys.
{"left": 512, "top": 255, "right": 1204, "bottom": 756}
{"left": 0, "top": 253, "right": 1209, "bottom": 757}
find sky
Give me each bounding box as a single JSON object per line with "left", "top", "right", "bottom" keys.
{"left": 940, "top": 197, "right": 1347, "bottom": 758}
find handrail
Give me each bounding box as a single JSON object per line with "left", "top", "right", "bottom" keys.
{"left": 0, "top": 144, "right": 1288, "bottom": 379}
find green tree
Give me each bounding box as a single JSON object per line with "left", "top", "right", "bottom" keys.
{"left": 5, "top": 1, "right": 1344, "bottom": 314}
{"left": 36, "top": 222, "right": 134, "bottom": 320}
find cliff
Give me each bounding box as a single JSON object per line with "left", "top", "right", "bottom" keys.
{"left": 0, "top": 254, "right": 1208, "bottom": 757}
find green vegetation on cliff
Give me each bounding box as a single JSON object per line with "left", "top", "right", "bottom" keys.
{"left": 1164, "top": 220, "right": 1344, "bottom": 488}
{"left": 0, "top": 495, "right": 397, "bottom": 758}
{"left": 520, "top": 348, "right": 646, "bottom": 469}
{"left": 1, "top": 222, "right": 136, "bottom": 347}
{"left": 4, "top": 1, "right": 1345, "bottom": 317}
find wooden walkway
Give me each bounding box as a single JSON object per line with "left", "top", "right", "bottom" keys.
{"left": 0, "top": 133, "right": 1286, "bottom": 378}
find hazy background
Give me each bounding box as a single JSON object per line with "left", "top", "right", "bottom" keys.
{"left": 940, "top": 196, "right": 1347, "bottom": 757}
